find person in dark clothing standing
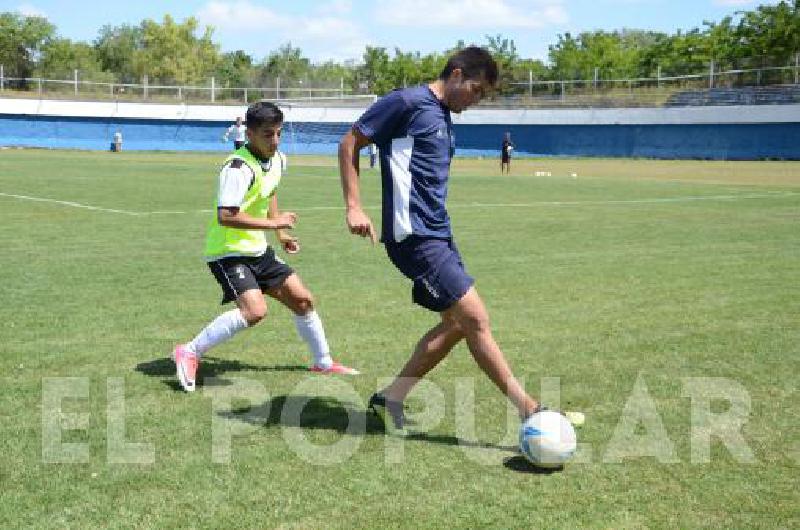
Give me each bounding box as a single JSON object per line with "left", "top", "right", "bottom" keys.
{"left": 501, "top": 131, "right": 514, "bottom": 173}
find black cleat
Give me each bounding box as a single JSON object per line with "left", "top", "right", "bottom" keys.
{"left": 368, "top": 393, "right": 407, "bottom": 436}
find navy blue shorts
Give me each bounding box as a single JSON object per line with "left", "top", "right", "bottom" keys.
{"left": 385, "top": 236, "right": 474, "bottom": 312}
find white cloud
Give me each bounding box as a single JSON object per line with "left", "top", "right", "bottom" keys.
{"left": 16, "top": 3, "right": 47, "bottom": 18}
{"left": 289, "top": 16, "right": 367, "bottom": 62}
{"left": 374, "top": 0, "right": 568, "bottom": 28}
{"left": 196, "top": 0, "right": 367, "bottom": 62}
{"left": 318, "top": 0, "right": 354, "bottom": 15}
{"left": 196, "top": 1, "right": 292, "bottom": 31}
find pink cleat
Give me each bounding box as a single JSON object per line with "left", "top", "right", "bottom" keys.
{"left": 309, "top": 360, "right": 360, "bottom": 375}
{"left": 173, "top": 344, "right": 199, "bottom": 392}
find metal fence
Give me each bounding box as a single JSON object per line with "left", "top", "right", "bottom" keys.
{"left": 0, "top": 68, "right": 368, "bottom": 106}
{"left": 494, "top": 61, "right": 800, "bottom": 108}
{"left": 1, "top": 58, "right": 799, "bottom": 108}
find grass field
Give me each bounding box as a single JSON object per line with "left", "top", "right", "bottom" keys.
{"left": 1, "top": 149, "right": 798, "bottom": 528}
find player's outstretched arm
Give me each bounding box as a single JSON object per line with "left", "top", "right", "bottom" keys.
{"left": 338, "top": 127, "right": 376, "bottom": 244}
{"left": 218, "top": 206, "right": 296, "bottom": 231}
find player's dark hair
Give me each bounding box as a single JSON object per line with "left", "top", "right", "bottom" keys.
{"left": 439, "top": 46, "right": 498, "bottom": 86}
{"left": 246, "top": 101, "right": 284, "bottom": 128}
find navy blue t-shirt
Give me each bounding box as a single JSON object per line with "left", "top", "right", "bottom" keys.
{"left": 354, "top": 85, "right": 455, "bottom": 243}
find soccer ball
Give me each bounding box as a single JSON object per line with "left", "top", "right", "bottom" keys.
{"left": 519, "top": 411, "right": 577, "bottom": 468}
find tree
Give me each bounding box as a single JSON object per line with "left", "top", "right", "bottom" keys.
{"left": 357, "top": 46, "right": 392, "bottom": 94}
{"left": 387, "top": 49, "right": 419, "bottom": 88}
{"left": 132, "top": 15, "right": 218, "bottom": 85}
{"left": 307, "top": 60, "right": 353, "bottom": 90}
{"left": 0, "top": 12, "right": 55, "bottom": 86}
{"left": 661, "top": 29, "right": 711, "bottom": 75}
{"left": 5, "top": 2, "right": 799, "bottom": 98}
{"left": 637, "top": 32, "right": 673, "bottom": 77}
{"left": 485, "top": 34, "right": 520, "bottom": 94}
{"left": 38, "top": 37, "right": 112, "bottom": 82}
{"left": 548, "top": 32, "right": 581, "bottom": 79}
{"left": 737, "top": 0, "right": 800, "bottom": 64}
{"left": 215, "top": 50, "right": 253, "bottom": 88}
{"left": 703, "top": 16, "right": 741, "bottom": 69}
{"left": 417, "top": 51, "right": 447, "bottom": 83}
{"left": 259, "top": 43, "right": 310, "bottom": 81}
{"left": 94, "top": 24, "right": 142, "bottom": 83}
{"left": 548, "top": 30, "right": 646, "bottom": 81}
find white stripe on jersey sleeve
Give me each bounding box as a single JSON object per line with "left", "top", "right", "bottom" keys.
{"left": 217, "top": 163, "right": 254, "bottom": 208}
{"left": 389, "top": 136, "right": 414, "bottom": 242}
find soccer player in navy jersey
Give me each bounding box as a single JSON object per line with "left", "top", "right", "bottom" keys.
{"left": 338, "top": 47, "right": 548, "bottom": 434}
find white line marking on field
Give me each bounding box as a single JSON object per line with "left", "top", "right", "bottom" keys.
{"left": 146, "top": 210, "right": 213, "bottom": 215}
{"left": 445, "top": 192, "right": 800, "bottom": 209}
{"left": 1, "top": 191, "right": 797, "bottom": 216}
{"left": 0, "top": 192, "right": 141, "bottom": 215}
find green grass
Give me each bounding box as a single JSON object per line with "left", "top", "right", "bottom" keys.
{"left": 1, "top": 149, "right": 798, "bottom": 529}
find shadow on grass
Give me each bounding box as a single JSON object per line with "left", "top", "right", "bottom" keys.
{"left": 135, "top": 356, "right": 307, "bottom": 391}
{"left": 137, "top": 363, "right": 523, "bottom": 457}
{"left": 220, "top": 394, "right": 520, "bottom": 453}
{"left": 503, "top": 455, "right": 564, "bottom": 475}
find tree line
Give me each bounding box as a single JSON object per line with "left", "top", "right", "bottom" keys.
{"left": 0, "top": 1, "right": 798, "bottom": 95}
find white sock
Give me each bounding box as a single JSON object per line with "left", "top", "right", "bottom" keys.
{"left": 187, "top": 309, "right": 249, "bottom": 357}
{"left": 294, "top": 310, "right": 332, "bottom": 368}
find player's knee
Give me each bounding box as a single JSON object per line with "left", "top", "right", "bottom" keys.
{"left": 292, "top": 293, "right": 315, "bottom": 315}
{"left": 459, "top": 311, "right": 491, "bottom": 334}
{"left": 243, "top": 305, "right": 267, "bottom": 326}
{"left": 443, "top": 313, "right": 462, "bottom": 332}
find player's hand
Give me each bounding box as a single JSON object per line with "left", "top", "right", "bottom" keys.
{"left": 346, "top": 207, "right": 376, "bottom": 244}
{"left": 272, "top": 212, "right": 297, "bottom": 229}
{"left": 279, "top": 233, "right": 300, "bottom": 254}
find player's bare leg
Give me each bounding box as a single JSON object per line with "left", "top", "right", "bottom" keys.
{"left": 381, "top": 315, "right": 464, "bottom": 401}
{"left": 445, "top": 287, "right": 540, "bottom": 418}
{"left": 236, "top": 288, "right": 268, "bottom": 325}
{"left": 267, "top": 273, "right": 358, "bottom": 374}
{"left": 265, "top": 273, "right": 313, "bottom": 316}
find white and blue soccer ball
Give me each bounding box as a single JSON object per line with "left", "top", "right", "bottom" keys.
{"left": 519, "top": 410, "right": 577, "bottom": 468}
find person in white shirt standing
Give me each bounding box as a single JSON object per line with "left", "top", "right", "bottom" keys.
{"left": 223, "top": 116, "right": 247, "bottom": 150}
{"left": 112, "top": 130, "right": 123, "bottom": 152}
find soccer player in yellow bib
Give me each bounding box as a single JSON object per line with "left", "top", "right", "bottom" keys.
{"left": 173, "top": 101, "right": 359, "bottom": 392}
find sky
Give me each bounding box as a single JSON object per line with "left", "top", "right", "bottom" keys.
{"left": 2, "top": 0, "right": 780, "bottom": 64}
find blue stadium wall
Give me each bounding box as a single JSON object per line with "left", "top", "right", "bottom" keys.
{"left": 457, "top": 122, "right": 800, "bottom": 160}
{"left": 1, "top": 99, "right": 798, "bottom": 159}
{"left": 0, "top": 114, "right": 351, "bottom": 154}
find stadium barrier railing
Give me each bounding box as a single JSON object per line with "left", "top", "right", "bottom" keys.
{"left": 0, "top": 60, "right": 798, "bottom": 109}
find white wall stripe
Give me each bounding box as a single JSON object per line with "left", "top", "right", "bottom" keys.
{"left": 3, "top": 97, "right": 799, "bottom": 125}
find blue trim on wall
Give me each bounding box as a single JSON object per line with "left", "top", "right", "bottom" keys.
{"left": 1, "top": 114, "right": 797, "bottom": 159}
{"left": 456, "top": 123, "right": 800, "bottom": 160}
